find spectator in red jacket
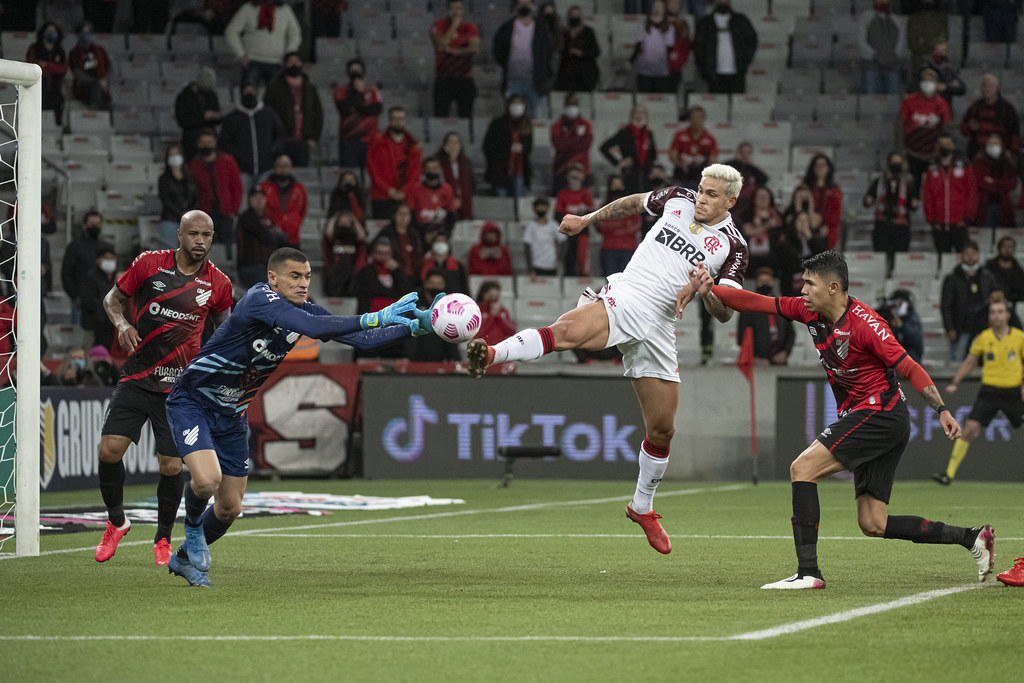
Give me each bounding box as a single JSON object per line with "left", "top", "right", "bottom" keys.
{"left": 189, "top": 129, "right": 244, "bottom": 257}
{"left": 333, "top": 58, "right": 383, "bottom": 170}
{"left": 898, "top": 68, "right": 952, "bottom": 189}
{"left": 959, "top": 74, "right": 1020, "bottom": 161}
{"left": 26, "top": 22, "right": 67, "bottom": 126}
{"left": 555, "top": 163, "right": 595, "bottom": 276}
{"left": 801, "top": 153, "right": 843, "bottom": 250}
{"left": 922, "top": 132, "right": 975, "bottom": 263}
{"left": 474, "top": 280, "right": 517, "bottom": 346}
{"left": 404, "top": 156, "right": 456, "bottom": 244}
{"left": 420, "top": 233, "right": 469, "bottom": 294}
{"left": 367, "top": 106, "right": 423, "bottom": 219}
{"left": 437, "top": 132, "right": 474, "bottom": 220}
{"left": 596, "top": 174, "right": 641, "bottom": 276}
{"left": 550, "top": 92, "right": 594, "bottom": 194}
{"left": 467, "top": 222, "right": 513, "bottom": 276}
{"left": 260, "top": 154, "right": 308, "bottom": 247}
{"left": 430, "top": 0, "right": 481, "bottom": 118}
{"left": 670, "top": 105, "right": 718, "bottom": 191}
{"left": 972, "top": 133, "right": 1018, "bottom": 229}
{"left": 68, "top": 22, "right": 111, "bottom": 110}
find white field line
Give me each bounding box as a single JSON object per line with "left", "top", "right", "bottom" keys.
{"left": 0, "top": 484, "right": 749, "bottom": 561}
{"left": 0, "top": 584, "right": 989, "bottom": 644}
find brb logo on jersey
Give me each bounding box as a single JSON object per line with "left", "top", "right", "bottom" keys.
{"left": 654, "top": 226, "right": 707, "bottom": 267}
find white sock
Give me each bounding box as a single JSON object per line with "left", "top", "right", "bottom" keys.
{"left": 492, "top": 328, "right": 548, "bottom": 363}
{"left": 631, "top": 448, "right": 669, "bottom": 514}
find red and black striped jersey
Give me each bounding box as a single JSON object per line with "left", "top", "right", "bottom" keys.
{"left": 116, "top": 250, "right": 233, "bottom": 393}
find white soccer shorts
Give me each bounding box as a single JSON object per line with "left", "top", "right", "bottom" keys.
{"left": 597, "top": 276, "right": 679, "bottom": 383}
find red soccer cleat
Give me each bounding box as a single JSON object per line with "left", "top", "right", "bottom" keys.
{"left": 997, "top": 558, "right": 1024, "bottom": 587}
{"left": 154, "top": 538, "right": 173, "bottom": 566}
{"left": 94, "top": 519, "right": 131, "bottom": 562}
{"left": 466, "top": 339, "right": 495, "bottom": 379}
{"left": 625, "top": 505, "right": 672, "bottom": 554}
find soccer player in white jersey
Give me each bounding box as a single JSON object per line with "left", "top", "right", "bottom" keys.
{"left": 466, "top": 164, "right": 749, "bottom": 553}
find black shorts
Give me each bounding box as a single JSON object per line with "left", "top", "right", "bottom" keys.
{"left": 101, "top": 381, "right": 178, "bottom": 457}
{"left": 817, "top": 401, "right": 910, "bottom": 505}
{"left": 967, "top": 385, "right": 1024, "bottom": 428}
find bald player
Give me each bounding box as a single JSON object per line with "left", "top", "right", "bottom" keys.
{"left": 94, "top": 210, "right": 234, "bottom": 566}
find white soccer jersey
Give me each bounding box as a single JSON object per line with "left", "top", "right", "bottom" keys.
{"left": 614, "top": 185, "right": 749, "bottom": 318}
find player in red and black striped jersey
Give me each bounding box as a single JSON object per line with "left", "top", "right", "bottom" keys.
{"left": 94, "top": 210, "right": 234, "bottom": 567}
{"left": 682, "top": 250, "right": 996, "bottom": 589}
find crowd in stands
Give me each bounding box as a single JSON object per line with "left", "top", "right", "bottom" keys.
{"left": 8, "top": 0, "right": 1024, "bottom": 369}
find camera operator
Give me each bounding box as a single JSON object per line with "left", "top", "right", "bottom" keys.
{"left": 878, "top": 288, "right": 923, "bottom": 362}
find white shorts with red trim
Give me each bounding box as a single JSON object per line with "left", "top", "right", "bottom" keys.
{"left": 598, "top": 275, "right": 679, "bottom": 383}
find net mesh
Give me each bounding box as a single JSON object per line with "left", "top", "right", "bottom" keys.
{"left": 0, "top": 95, "right": 19, "bottom": 550}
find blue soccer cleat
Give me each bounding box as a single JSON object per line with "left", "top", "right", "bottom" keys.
{"left": 168, "top": 552, "right": 213, "bottom": 587}
{"left": 184, "top": 522, "right": 211, "bottom": 571}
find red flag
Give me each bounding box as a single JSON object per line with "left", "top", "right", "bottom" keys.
{"left": 737, "top": 327, "right": 754, "bottom": 384}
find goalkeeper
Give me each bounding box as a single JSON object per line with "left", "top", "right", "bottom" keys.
{"left": 164, "top": 247, "right": 440, "bottom": 586}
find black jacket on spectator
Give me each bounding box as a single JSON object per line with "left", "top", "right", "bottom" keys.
{"left": 492, "top": 17, "right": 554, "bottom": 96}
{"left": 263, "top": 72, "right": 324, "bottom": 143}
{"left": 599, "top": 126, "right": 657, "bottom": 194}
{"left": 984, "top": 256, "right": 1024, "bottom": 305}
{"left": 736, "top": 306, "right": 795, "bottom": 363}
{"left": 174, "top": 84, "right": 221, "bottom": 160}
{"left": 693, "top": 11, "right": 758, "bottom": 84}
{"left": 158, "top": 171, "right": 199, "bottom": 223}
{"left": 483, "top": 114, "right": 534, "bottom": 190}
{"left": 553, "top": 24, "right": 601, "bottom": 92}
{"left": 219, "top": 104, "right": 286, "bottom": 177}
{"left": 80, "top": 265, "right": 116, "bottom": 347}
{"left": 941, "top": 264, "right": 998, "bottom": 338}
{"left": 61, "top": 234, "right": 111, "bottom": 301}
{"left": 237, "top": 208, "right": 289, "bottom": 272}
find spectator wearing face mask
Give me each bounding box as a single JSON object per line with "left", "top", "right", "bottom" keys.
{"left": 405, "top": 156, "right": 456, "bottom": 243}
{"left": 919, "top": 39, "right": 964, "bottom": 114}
{"left": 352, "top": 238, "right": 414, "bottom": 317}
{"left": 189, "top": 129, "right": 244, "bottom": 257}
{"left": 941, "top": 240, "right": 998, "bottom": 360}
{"left": 225, "top": 0, "right": 303, "bottom": 88}
{"left": 595, "top": 174, "right": 642, "bottom": 277}
{"left": 492, "top": 0, "right": 554, "bottom": 116}
{"left": 972, "top": 133, "right": 1017, "bottom": 229}
{"left": 237, "top": 188, "right": 290, "bottom": 287}
{"left": 62, "top": 211, "right": 110, "bottom": 325}
{"left": 550, "top": 92, "right": 593, "bottom": 194}
{"left": 263, "top": 52, "right": 323, "bottom": 167}
{"left": 218, "top": 83, "right": 286, "bottom": 192}
{"left": 80, "top": 246, "right": 119, "bottom": 349}
{"left": 420, "top": 234, "right": 469, "bottom": 294}
{"left": 326, "top": 170, "right": 366, "bottom": 225}
{"left": 333, "top": 58, "right": 383, "bottom": 169}
{"left": 960, "top": 74, "right": 1020, "bottom": 162}
{"left": 899, "top": 68, "right": 951, "bottom": 190}
{"left": 321, "top": 207, "right": 367, "bottom": 297}
{"left": 522, "top": 197, "right": 565, "bottom": 276}
{"left": 599, "top": 105, "right": 657, "bottom": 194}
{"left": 259, "top": 154, "right": 307, "bottom": 247}
{"left": 175, "top": 67, "right": 222, "bottom": 161}
{"left": 555, "top": 163, "right": 594, "bottom": 276}
{"left": 922, "top": 133, "right": 975, "bottom": 264}
{"left": 553, "top": 6, "right": 600, "bottom": 92}
{"left": 880, "top": 288, "right": 923, "bottom": 363}
{"left": 158, "top": 145, "right": 198, "bottom": 250}
{"left": 693, "top": 0, "right": 758, "bottom": 94}
{"left": 863, "top": 151, "right": 919, "bottom": 276}
{"left": 467, "top": 222, "right": 512, "bottom": 276}
{"left": 57, "top": 347, "right": 102, "bottom": 387}
{"left": 483, "top": 96, "right": 534, "bottom": 198}
{"left": 68, "top": 22, "right": 111, "bottom": 110}
{"left": 735, "top": 266, "right": 794, "bottom": 366}
{"left": 25, "top": 22, "right": 67, "bottom": 126}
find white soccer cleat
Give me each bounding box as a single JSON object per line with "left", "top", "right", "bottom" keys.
{"left": 761, "top": 574, "right": 826, "bottom": 590}
{"left": 970, "top": 524, "right": 995, "bottom": 582}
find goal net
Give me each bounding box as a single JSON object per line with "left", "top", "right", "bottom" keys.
{"left": 0, "top": 59, "right": 42, "bottom": 557}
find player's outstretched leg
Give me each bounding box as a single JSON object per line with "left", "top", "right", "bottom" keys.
{"left": 96, "top": 438, "right": 131, "bottom": 562}
{"left": 467, "top": 327, "right": 555, "bottom": 378}
{"left": 883, "top": 516, "right": 995, "bottom": 582}
{"left": 762, "top": 481, "right": 826, "bottom": 590}
{"left": 168, "top": 552, "right": 213, "bottom": 587}
{"left": 997, "top": 557, "right": 1024, "bottom": 586}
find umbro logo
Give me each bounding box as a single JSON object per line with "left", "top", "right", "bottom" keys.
{"left": 196, "top": 289, "right": 212, "bottom": 306}
{"left": 153, "top": 280, "right": 167, "bottom": 291}
{"left": 183, "top": 426, "right": 199, "bottom": 446}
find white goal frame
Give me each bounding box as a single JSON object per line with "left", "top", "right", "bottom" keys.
{"left": 0, "top": 59, "right": 42, "bottom": 557}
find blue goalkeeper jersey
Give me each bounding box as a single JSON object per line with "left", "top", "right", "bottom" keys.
{"left": 171, "top": 283, "right": 410, "bottom": 416}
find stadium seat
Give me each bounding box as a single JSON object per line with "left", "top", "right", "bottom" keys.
{"left": 893, "top": 252, "right": 940, "bottom": 278}
{"left": 846, "top": 251, "right": 888, "bottom": 281}
{"left": 778, "top": 68, "right": 821, "bottom": 95}
{"left": 549, "top": 91, "right": 595, "bottom": 119}
{"left": 474, "top": 196, "right": 517, "bottom": 221}
{"left": 635, "top": 93, "right": 680, "bottom": 128}
{"left": 686, "top": 93, "right": 729, "bottom": 122}
{"left": 109, "top": 135, "right": 154, "bottom": 162}
{"left": 1, "top": 31, "right": 34, "bottom": 61}
{"left": 772, "top": 93, "right": 814, "bottom": 122}
{"left": 730, "top": 94, "right": 774, "bottom": 124}
{"left": 118, "top": 60, "right": 161, "bottom": 83}
{"left": 746, "top": 120, "right": 792, "bottom": 150}
{"left": 515, "top": 274, "right": 562, "bottom": 299}
{"left": 814, "top": 93, "right": 856, "bottom": 122}
{"left": 170, "top": 33, "right": 211, "bottom": 57}
{"left": 593, "top": 92, "right": 635, "bottom": 128}
{"left": 426, "top": 117, "right": 471, "bottom": 147}
{"left": 790, "top": 34, "right": 831, "bottom": 67}
{"left": 69, "top": 110, "right": 112, "bottom": 135}
{"left": 314, "top": 37, "right": 358, "bottom": 63}
{"left": 513, "top": 297, "right": 563, "bottom": 321}
{"left": 62, "top": 134, "right": 109, "bottom": 162}
{"left": 790, "top": 145, "right": 834, "bottom": 174}
{"left": 468, "top": 275, "right": 515, "bottom": 303}
{"left": 857, "top": 94, "right": 900, "bottom": 121}
{"left": 791, "top": 121, "right": 839, "bottom": 147}
{"left": 112, "top": 106, "right": 158, "bottom": 136}
{"left": 964, "top": 42, "right": 1008, "bottom": 69}
{"left": 752, "top": 41, "right": 788, "bottom": 71}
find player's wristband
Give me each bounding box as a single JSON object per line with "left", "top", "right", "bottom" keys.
{"left": 935, "top": 405, "right": 948, "bottom": 414}
{"left": 359, "top": 312, "right": 380, "bottom": 329}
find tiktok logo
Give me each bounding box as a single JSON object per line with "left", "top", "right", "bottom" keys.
{"left": 382, "top": 395, "right": 438, "bottom": 462}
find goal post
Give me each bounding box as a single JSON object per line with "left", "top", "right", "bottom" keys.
{"left": 0, "top": 58, "right": 42, "bottom": 557}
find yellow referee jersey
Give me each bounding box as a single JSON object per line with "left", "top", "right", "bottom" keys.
{"left": 969, "top": 327, "right": 1024, "bottom": 388}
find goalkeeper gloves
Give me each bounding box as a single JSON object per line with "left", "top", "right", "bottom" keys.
{"left": 411, "top": 292, "right": 445, "bottom": 337}
{"left": 359, "top": 291, "right": 419, "bottom": 330}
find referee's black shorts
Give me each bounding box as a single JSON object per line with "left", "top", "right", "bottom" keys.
{"left": 816, "top": 401, "right": 910, "bottom": 505}
{"left": 101, "top": 380, "right": 179, "bottom": 457}
{"left": 967, "top": 384, "right": 1024, "bottom": 428}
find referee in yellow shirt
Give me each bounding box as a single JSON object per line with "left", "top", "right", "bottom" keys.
{"left": 934, "top": 296, "right": 1024, "bottom": 484}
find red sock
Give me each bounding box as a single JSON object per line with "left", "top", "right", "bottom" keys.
{"left": 642, "top": 437, "right": 669, "bottom": 458}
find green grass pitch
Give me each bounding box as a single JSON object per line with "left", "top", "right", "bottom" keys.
{"left": 3, "top": 479, "right": 1024, "bottom": 682}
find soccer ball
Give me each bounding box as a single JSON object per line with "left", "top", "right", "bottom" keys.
{"left": 430, "top": 293, "right": 482, "bottom": 343}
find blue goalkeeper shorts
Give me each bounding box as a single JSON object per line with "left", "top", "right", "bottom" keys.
{"left": 165, "top": 391, "right": 252, "bottom": 478}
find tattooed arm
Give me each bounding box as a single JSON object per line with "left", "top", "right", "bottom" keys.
{"left": 104, "top": 285, "right": 141, "bottom": 354}
{"left": 558, "top": 192, "right": 647, "bottom": 236}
